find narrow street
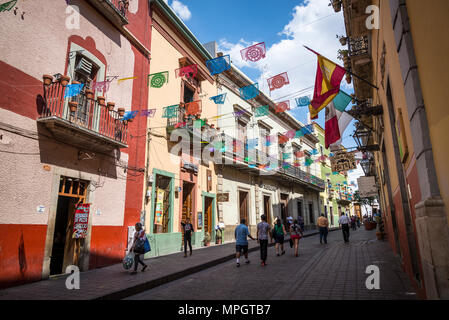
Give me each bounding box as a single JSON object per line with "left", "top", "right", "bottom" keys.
{"left": 127, "top": 228, "right": 418, "bottom": 300}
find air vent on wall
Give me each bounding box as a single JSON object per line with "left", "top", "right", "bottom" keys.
{"left": 75, "top": 57, "right": 93, "bottom": 77}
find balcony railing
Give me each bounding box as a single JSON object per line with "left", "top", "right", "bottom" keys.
{"left": 39, "top": 81, "right": 128, "bottom": 148}
{"left": 87, "top": 0, "right": 129, "bottom": 26}
{"left": 348, "top": 35, "right": 369, "bottom": 58}
{"left": 221, "top": 133, "right": 325, "bottom": 190}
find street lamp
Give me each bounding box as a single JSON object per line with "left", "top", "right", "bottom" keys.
{"left": 360, "top": 153, "right": 373, "bottom": 176}
{"left": 353, "top": 122, "right": 371, "bottom": 149}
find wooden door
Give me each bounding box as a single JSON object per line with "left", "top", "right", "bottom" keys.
{"left": 204, "top": 197, "right": 213, "bottom": 235}
{"left": 263, "top": 195, "right": 271, "bottom": 224}
{"left": 239, "top": 191, "right": 249, "bottom": 224}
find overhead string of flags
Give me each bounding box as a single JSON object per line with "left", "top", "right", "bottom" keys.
{"left": 56, "top": 38, "right": 375, "bottom": 149}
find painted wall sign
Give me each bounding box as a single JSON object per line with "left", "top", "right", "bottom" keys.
{"left": 197, "top": 211, "right": 203, "bottom": 229}
{"left": 217, "top": 193, "right": 229, "bottom": 202}
{"left": 73, "top": 203, "right": 90, "bottom": 239}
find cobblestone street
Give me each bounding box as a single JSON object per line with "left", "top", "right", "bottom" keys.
{"left": 127, "top": 228, "right": 419, "bottom": 300}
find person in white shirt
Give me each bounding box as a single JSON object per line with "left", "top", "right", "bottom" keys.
{"left": 338, "top": 213, "right": 351, "bottom": 243}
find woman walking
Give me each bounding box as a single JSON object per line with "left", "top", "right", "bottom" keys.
{"left": 130, "top": 222, "right": 148, "bottom": 274}
{"left": 289, "top": 220, "right": 304, "bottom": 257}
{"left": 272, "top": 218, "right": 287, "bottom": 256}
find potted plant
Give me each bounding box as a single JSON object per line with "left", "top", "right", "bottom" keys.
{"left": 42, "top": 74, "right": 53, "bottom": 86}
{"left": 203, "top": 232, "right": 211, "bottom": 246}
{"left": 68, "top": 101, "right": 78, "bottom": 113}
{"left": 85, "top": 89, "right": 94, "bottom": 100}
{"left": 97, "top": 96, "right": 106, "bottom": 106}
{"left": 331, "top": 0, "right": 342, "bottom": 12}
{"left": 337, "top": 49, "right": 348, "bottom": 61}
{"left": 118, "top": 108, "right": 125, "bottom": 117}
{"left": 59, "top": 75, "right": 71, "bottom": 87}
{"left": 345, "top": 73, "right": 352, "bottom": 84}
{"left": 107, "top": 102, "right": 115, "bottom": 111}
{"left": 337, "top": 35, "right": 347, "bottom": 46}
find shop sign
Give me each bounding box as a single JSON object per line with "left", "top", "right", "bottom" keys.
{"left": 73, "top": 203, "right": 90, "bottom": 239}
{"left": 155, "top": 188, "right": 165, "bottom": 226}
{"left": 330, "top": 151, "right": 356, "bottom": 173}
{"left": 357, "top": 176, "right": 378, "bottom": 198}
{"left": 260, "top": 184, "right": 277, "bottom": 192}
{"left": 217, "top": 193, "right": 229, "bottom": 202}
{"left": 182, "top": 160, "right": 198, "bottom": 173}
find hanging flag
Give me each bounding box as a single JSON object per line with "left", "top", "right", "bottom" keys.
{"left": 122, "top": 110, "right": 139, "bottom": 121}
{"left": 275, "top": 101, "right": 290, "bottom": 113}
{"left": 255, "top": 105, "right": 269, "bottom": 117}
{"left": 175, "top": 64, "right": 198, "bottom": 79}
{"left": 233, "top": 110, "right": 246, "bottom": 117}
{"left": 267, "top": 72, "right": 290, "bottom": 92}
{"left": 305, "top": 158, "right": 314, "bottom": 166}
{"left": 295, "top": 151, "right": 305, "bottom": 158}
{"left": 206, "top": 55, "right": 231, "bottom": 75}
{"left": 239, "top": 83, "right": 259, "bottom": 100}
{"left": 185, "top": 100, "right": 202, "bottom": 116}
{"left": 294, "top": 130, "right": 304, "bottom": 138}
{"left": 148, "top": 72, "right": 169, "bottom": 88}
{"left": 0, "top": 0, "right": 16, "bottom": 12}
{"left": 305, "top": 47, "right": 346, "bottom": 119}
{"left": 64, "top": 83, "right": 84, "bottom": 98}
{"left": 118, "top": 76, "right": 138, "bottom": 85}
{"left": 278, "top": 134, "right": 289, "bottom": 144}
{"left": 162, "top": 105, "right": 179, "bottom": 118}
{"left": 325, "top": 90, "right": 353, "bottom": 148}
{"left": 240, "top": 42, "right": 266, "bottom": 62}
{"left": 209, "top": 93, "right": 227, "bottom": 104}
{"left": 140, "top": 109, "right": 157, "bottom": 118}
{"left": 282, "top": 153, "right": 291, "bottom": 160}
{"left": 301, "top": 124, "right": 314, "bottom": 135}
{"left": 285, "top": 130, "right": 296, "bottom": 139}
{"left": 295, "top": 96, "right": 311, "bottom": 108}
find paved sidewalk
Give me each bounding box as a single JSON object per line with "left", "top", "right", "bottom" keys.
{"left": 0, "top": 229, "right": 325, "bottom": 300}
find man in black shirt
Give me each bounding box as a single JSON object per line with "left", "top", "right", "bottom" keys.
{"left": 181, "top": 217, "right": 194, "bottom": 257}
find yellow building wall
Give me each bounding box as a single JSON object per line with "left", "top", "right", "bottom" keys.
{"left": 145, "top": 17, "right": 218, "bottom": 233}
{"left": 406, "top": 0, "right": 449, "bottom": 218}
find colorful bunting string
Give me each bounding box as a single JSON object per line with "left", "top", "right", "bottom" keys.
{"left": 255, "top": 105, "right": 269, "bottom": 117}
{"left": 185, "top": 100, "right": 202, "bottom": 116}
{"left": 206, "top": 55, "right": 231, "bottom": 75}
{"left": 175, "top": 64, "right": 198, "bottom": 79}
{"left": 209, "top": 93, "right": 227, "bottom": 104}
{"left": 239, "top": 83, "right": 259, "bottom": 100}
{"left": 162, "top": 105, "right": 179, "bottom": 118}
{"left": 240, "top": 42, "right": 266, "bottom": 62}
{"left": 267, "top": 72, "right": 290, "bottom": 92}
{"left": 92, "top": 80, "right": 111, "bottom": 93}
{"left": 118, "top": 76, "right": 138, "bottom": 85}
{"left": 295, "top": 96, "right": 311, "bottom": 107}
{"left": 275, "top": 101, "right": 290, "bottom": 113}
{"left": 148, "top": 72, "right": 169, "bottom": 88}
{"left": 64, "top": 83, "right": 84, "bottom": 98}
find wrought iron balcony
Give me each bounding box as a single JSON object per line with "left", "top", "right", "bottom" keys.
{"left": 348, "top": 35, "right": 370, "bottom": 60}
{"left": 38, "top": 81, "right": 128, "bottom": 152}
{"left": 87, "top": 0, "right": 129, "bottom": 26}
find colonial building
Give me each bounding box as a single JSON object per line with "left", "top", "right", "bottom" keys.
{"left": 143, "top": 0, "right": 219, "bottom": 256}
{"left": 339, "top": 0, "right": 449, "bottom": 299}
{"left": 0, "top": 0, "right": 151, "bottom": 288}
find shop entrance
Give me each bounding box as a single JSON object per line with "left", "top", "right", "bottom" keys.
{"left": 154, "top": 175, "right": 172, "bottom": 234}
{"left": 239, "top": 191, "right": 249, "bottom": 224}
{"left": 181, "top": 181, "right": 194, "bottom": 246}
{"left": 204, "top": 196, "right": 213, "bottom": 236}
{"left": 280, "top": 194, "right": 288, "bottom": 226}
{"left": 50, "top": 176, "right": 88, "bottom": 276}
{"left": 263, "top": 195, "right": 271, "bottom": 224}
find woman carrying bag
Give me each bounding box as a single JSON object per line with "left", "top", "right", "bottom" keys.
{"left": 130, "top": 222, "right": 150, "bottom": 274}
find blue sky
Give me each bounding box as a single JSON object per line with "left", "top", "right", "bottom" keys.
{"left": 164, "top": 0, "right": 358, "bottom": 150}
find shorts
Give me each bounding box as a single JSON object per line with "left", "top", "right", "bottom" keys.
{"left": 291, "top": 234, "right": 301, "bottom": 240}
{"left": 275, "top": 234, "right": 284, "bottom": 244}
{"left": 236, "top": 244, "right": 248, "bottom": 254}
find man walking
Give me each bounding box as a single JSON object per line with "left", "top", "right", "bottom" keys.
{"left": 338, "top": 212, "right": 351, "bottom": 243}
{"left": 257, "top": 214, "right": 271, "bottom": 266}
{"left": 235, "top": 218, "right": 255, "bottom": 267}
{"left": 317, "top": 214, "right": 329, "bottom": 244}
{"left": 181, "top": 217, "right": 194, "bottom": 257}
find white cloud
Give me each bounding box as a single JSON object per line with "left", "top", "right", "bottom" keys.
{"left": 217, "top": 0, "right": 350, "bottom": 106}
{"left": 170, "top": 0, "right": 191, "bottom": 21}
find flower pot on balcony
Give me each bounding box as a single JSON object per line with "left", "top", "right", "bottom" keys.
{"left": 97, "top": 96, "right": 106, "bottom": 106}
{"left": 123, "top": 120, "right": 128, "bottom": 125}
{"left": 42, "top": 74, "right": 53, "bottom": 86}
{"left": 59, "top": 75, "right": 71, "bottom": 87}
{"left": 118, "top": 108, "right": 125, "bottom": 116}
{"left": 331, "top": 0, "right": 341, "bottom": 12}
{"left": 107, "top": 102, "right": 115, "bottom": 111}
{"left": 339, "top": 37, "right": 347, "bottom": 46}
{"left": 68, "top": 101, "right": 78, "bottom": 113}
{"left": 345, "top": 73, "right": 352, "bottom": 84}
{"left": 85, "top": 89, "right": 94, "bottom": 100}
